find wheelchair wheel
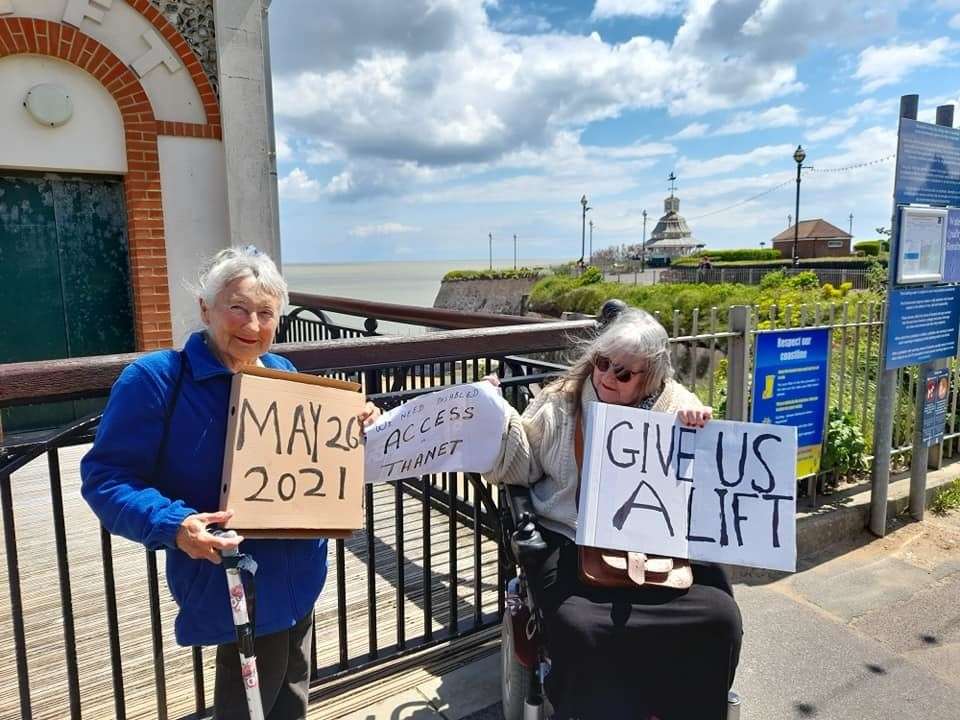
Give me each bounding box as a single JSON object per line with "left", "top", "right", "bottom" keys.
{"left": 501, "top": 618, "right": 530, "bottom": 720}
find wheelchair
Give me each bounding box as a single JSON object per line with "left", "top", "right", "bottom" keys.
{"left": 498, "top": 484, "right": 742, "bottom": 720}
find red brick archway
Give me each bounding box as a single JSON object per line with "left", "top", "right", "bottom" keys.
{"left": 0, "top": 15, "right": 221, "bottom": 350}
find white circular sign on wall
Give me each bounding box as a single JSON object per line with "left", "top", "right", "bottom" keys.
{"left": 23, "top": 83, "right": 73, "bottom": 127}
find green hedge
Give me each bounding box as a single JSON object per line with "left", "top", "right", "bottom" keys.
{"left": 442, "top": 268, "right": 543, "bottom": 281}
{"left": 528, "top": 269, "right": 876, "bottom": 332}
{"left": 853, "top": 239, "right": 890, "bottom": 256}
{"left": 674, "top": 249, "right": 781, "bottom": 265}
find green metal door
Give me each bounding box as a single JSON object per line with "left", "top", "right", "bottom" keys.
{"left": 0, "top": 173, "right": 135, "bottom": 433}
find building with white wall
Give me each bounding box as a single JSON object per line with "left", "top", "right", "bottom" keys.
{"left": 0, "top": 0, "right": 278, "bottom": 370}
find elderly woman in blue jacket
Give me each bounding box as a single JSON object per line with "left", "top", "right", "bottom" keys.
{"left": 81, "top": 246, "right": 379, "bottom": 720}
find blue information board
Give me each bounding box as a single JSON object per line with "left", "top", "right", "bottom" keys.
{"left": 751, "top": 328, "right": 830, "bottom": 477}
{"left": 895, "top": 119, "right": 960, "bottom": 207}
{"left": 921, "top": 368, "right": 950, "bottom": 447}
{"left": 884, "top": 285, "right": 960, "bottom": 370}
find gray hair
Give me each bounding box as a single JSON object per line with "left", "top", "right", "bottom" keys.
{"left": 549, "top": 307, "right": 674, "bottom": 411}
{"left": 193, "top": 246, "right": 289, "bottom": 309}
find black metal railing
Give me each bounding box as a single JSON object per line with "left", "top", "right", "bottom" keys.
{"left": 0, "top": 323, "right": 586, "bottom": 720}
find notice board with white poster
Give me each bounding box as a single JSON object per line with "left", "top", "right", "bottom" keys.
{"left": 576, "top": 403, "right": 797, "bottom": 572}
{"left": 220, "top": 366, "right": 366, "bottom": 538}
{"left": 896, "top": 206, "right": 948, "bottom": 284}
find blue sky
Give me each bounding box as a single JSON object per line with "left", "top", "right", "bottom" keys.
{"left": 268, "top": 0, "right": 960, "bottom": 264}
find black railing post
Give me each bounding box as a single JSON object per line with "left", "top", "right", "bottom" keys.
{"left": 47, "top": 449, "right": 82, "bottom": 719}
{"left": 1, "top": 470, "right": 33, "bottom": 720}
{"left": 100, "top": 527, "right": 127, "bottom": 720}
{"left": 146, "top": 550, "right": 168, "bottom": 720}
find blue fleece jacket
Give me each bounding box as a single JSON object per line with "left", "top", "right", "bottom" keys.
{"left": 80, "top": 332, "right": 327, "bottom": 647}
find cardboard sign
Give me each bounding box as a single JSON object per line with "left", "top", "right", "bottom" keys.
{"left": 363, "top": 382, "right": 507, "bottom": 484}
{"left": 577, "top": 403, "right": 797, "bottom": 572}
{"left": 220, "top": 366, "right": 365, "bottom": 538}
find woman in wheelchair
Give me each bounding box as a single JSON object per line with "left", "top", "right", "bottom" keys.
{"left": 485, "top": 307, "right": 742, "bottom": 720}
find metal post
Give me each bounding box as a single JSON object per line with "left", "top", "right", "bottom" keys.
{"left": 514, "top": 233, "right": 518, "bottom": 270}
{"left": 641, "top": 209, "right": 647, "bottom": 275}
{"left": 907, "top": 103, "right": 955, "bottom": 521}
{"left": 870, "top": 94, "right": 919, "bottom": 537}
{"left": 589, "top": 220, "right": 594, "bottom": 264}
{"left": 726, "top": 306, "right": 752, "bottom": 421}
{"left": 792, "top": 147, "right": 805, "bottom": 265}
{"left": 580, "top": 195, "right": 590, "bottom": 266}
{"left": 488, "top": 232, "right": 493, "bottom": 270}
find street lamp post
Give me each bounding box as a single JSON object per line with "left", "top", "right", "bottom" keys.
{"left": 580, "top": 194, "right": 591, "bottom": 267}
{"left": 641, "top": 209, "right": 648, "bottom": 273}
{"left": 488, "top": 232, "right": 493, "bottom": 270}
{"left": 589, "top": 220, "right": 594, "bottom": 263}
{"left": 792, "top": 145, "right": 806, "bottom": 266}
{"left": 513, "top": 233, "right": 518, "bottom": 270}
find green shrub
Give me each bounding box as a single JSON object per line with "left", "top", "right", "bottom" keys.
{"left": 687, "top": 249, "right": 782, "bottom": 262}
{"left": 854, "top": 240, "right": 880, "bottom": 256}
{"left": 759, "top": 270, "right": 787, "bottom": 289}
{"left": 442, "top": 268, "right": 543, "bottom": 281}
{"left": 578, "top": 266, "right": 604, "bottom": 285}
{"left": 822, "top": 407, "right": 868, "bottom": 481}
{"left": 788, "top": 271, "right": 820, "bottom": 290}
{"left": 931, "top": 479, "right": 960, "bottom": 515}
{"left": 866, "top": 259, "right": 887, "bottom": 293}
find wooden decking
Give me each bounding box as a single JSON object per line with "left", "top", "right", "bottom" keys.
{"left": 0, "top": 444, "right": 502, "bottom": 720}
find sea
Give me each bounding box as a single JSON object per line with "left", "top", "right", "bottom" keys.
{"left": 283, "top": 259, "right": 555, "bottom": 335}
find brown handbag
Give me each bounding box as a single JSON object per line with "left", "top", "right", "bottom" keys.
{"left": 574, "top": 414, "right": 693, "bottom": 590}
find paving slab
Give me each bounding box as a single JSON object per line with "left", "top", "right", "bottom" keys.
{"left": 789, "top": 555, "right": 937, "bottom": 622}
{"left": 335, "top": 688, "right": 443, "bottom": 720}
{"left": 735, "top": 583, "right": 960, "bottom": 719}
{"left": 416, "top": 652, "right": 501, "bottom": 720}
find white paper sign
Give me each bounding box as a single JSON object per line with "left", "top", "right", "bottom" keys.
{"left": 576, "top": 402, "right": 797, "bottom": 572}
{"left": 363, "top": 382, "right": 507, "bottom": 484}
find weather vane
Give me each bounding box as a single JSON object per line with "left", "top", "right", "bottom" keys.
{"left": 668, "top": 171, "right": 678, "bottom": 196}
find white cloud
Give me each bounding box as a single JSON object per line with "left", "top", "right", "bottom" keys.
{"left": 854, "top": 37, "right": 956, "bottom": 92}
{"left": 275, "top": 131, "right": 293, "bottom": 161}
{"left": 349, "top": 222, "right": 421, "bottom": 237}
{"left": 277, "top": 168, "right": 322, "bottom": 201}
{"left": 272, "top": 0, "right": 811, "bottom": 204}
{"left": 589, "top": 141, "right": 676, "bottom": 160}
{"left": 715, "top": 104, "right": 801, "bottom": 135}
{"left": 670, "top": 122, "right": 709, "bottom": 139}
{"left": 678, "top": 143, "right": 796, "bottom": 179}
{"left": 951, "top": 14, "right": 960, "bottom": 30}
{"left": 591, "top": 0, "right": 685, "bottom": 20}
{"left": 804, "top": 116, "right": 857, "bottom": 142}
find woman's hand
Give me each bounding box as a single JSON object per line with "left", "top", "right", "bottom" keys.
{"left": 358, "top": 401, "right": 382, "bottom": 427}
{"left": 677, "top": 406, "right": 712, "bottom": 428}
{"left": 481, "top": 373, "right": 501, "bottom": 387}
{"left": 175, "top": 510, "right": 243, "bottom": 564}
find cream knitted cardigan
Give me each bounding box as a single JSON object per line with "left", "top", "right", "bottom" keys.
{"left": 485, "top": 378, "right": 703, "bottom": 541}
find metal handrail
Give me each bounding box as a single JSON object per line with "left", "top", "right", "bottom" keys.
{"left": 0, "top": 320, "right": 595, "bottom": 409}
{"left": 288, "top": 291, "right": 541, "bottom": 329}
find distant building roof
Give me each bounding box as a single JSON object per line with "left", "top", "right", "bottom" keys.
{"left": 771, "top": 219, "right": 852, "bottom": 242}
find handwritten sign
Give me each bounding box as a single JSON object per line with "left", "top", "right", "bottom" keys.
{"left": 576, "top": 403, "right": 797, "bottom": 572}
{"left": 220, "top": 367, "right": 365, "bottom": 537}
{"left": 364, "top": 382, "right": 507, "bottom": 484}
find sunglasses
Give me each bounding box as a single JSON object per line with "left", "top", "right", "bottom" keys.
{"left": 594, "top": 355, "right": 642, "bottom": 383}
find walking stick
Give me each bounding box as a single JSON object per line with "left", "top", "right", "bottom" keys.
{"left": 217, "top": 530, "right": 265, "bottom": 720}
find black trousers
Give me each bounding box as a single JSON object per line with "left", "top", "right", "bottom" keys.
{"left": 213, "top": 613, "right": 313, "bottom": 720}
{"left": 538, "top": 538, "right": 742, "bottom": 720}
